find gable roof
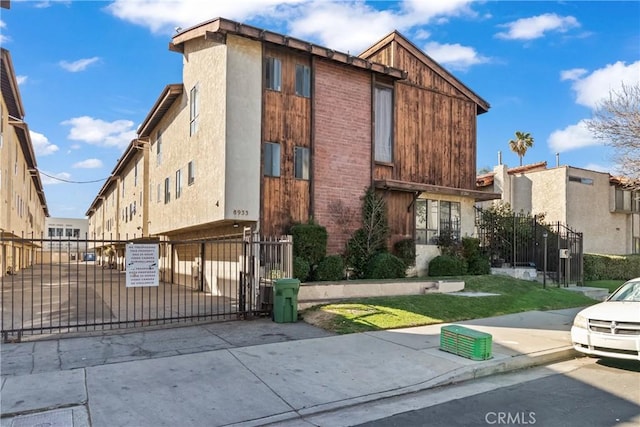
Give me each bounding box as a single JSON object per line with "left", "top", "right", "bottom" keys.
{"left": 359, "top": 31, "right": 490, "bottom": 114}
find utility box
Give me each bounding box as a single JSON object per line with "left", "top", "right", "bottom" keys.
{"left": 440, "top": 325, "right": 492, "bottom": 360}
{"left": 559, "top": 249, "right": 570, "bottom": 258}
{"left": 273, "top": 279, "right": 300, "bottom": 323}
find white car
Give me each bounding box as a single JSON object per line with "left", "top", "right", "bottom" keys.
{"left": 571, "top": 278, "right": 640, "bottom": 361}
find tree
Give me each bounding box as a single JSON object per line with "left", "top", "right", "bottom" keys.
{"left": 508, "top": 131, "right": 534, "bottom": 166}
{"left": 585, "top": 83, "right": 640, "bottom": 180}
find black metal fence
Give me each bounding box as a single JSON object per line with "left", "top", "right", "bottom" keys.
{"left": 475, "top": 208, "right": 583, "bottom": 286}
{"left": 1, "top": 231, "right": 292, "bottom": 341}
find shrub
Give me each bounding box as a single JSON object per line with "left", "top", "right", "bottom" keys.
{"left": 291, "top": 223, "right": 327, "bottom": 266}
{"left": 365, "top": 252, "right": 407, "bottom": 279}
{"left": 428, "top": 255, "right": 466, "bottom": 276}
{"left": 293, "top": 257, "right": 310, "bottom": 282}
{"left": 584, "top": 253, "right": 640, "bottom": 281}
{"left": 393, "top": 238, "right": 416, "bottom": 267}
{"left": 461, "top": 237, "right": 490, "bottom": 275}
{"left": 314, "top": 255, "right": 345, "bottom": 281}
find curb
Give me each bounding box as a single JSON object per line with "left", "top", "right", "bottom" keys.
{"left": 231, "top": 346, "right": 581, "bottom": 427}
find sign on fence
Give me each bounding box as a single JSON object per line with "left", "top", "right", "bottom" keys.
{"left": 125, "top": 243, "right": 159, "bottom": 287}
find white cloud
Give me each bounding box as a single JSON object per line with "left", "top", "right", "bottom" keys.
{"left": 496, "top": 13, "right": 579, "bottom": 40}
{"left": 61, "top": 116, "right": 136, "bottom": 149}
{"left": 106, "top": 0, "right": 483, "bottom": 62}
{"left": 30, "top": 130, "right": 59, "bottom": 156}
{"left": 563, "top": 60, "right": 640, "bottom": 109}
{"left": 0, "top": 20, "right": 9, "bottom": 44}
{"left": 288, "top": 1, "right": 404, "bottom": 53}
{"left": 73, "top": 158, "right": 103, "bottom": 169}
{"left": 547, "top": 120, "right": 602, "bottom": 153}
{"left": 59, "top": 57, "right": 100, "bottom": 72}
{"left": 40, "top": 171, "right": 71, "bottom": 186}
{"left": 106, "top": 0, "right": 305, "bottom": 35}
{"left": 560, "top": 68, "right": 587, "bottom": 81}
{"left": 423, "top": 41, "right": 489, "bottom": 71}
{"left": 582, "top": 163, "right": 611, "bottom": 173}
{"left": 16, "top": 75, "right": 28, "bottom": 85}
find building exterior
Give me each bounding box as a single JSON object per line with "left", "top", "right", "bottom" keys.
{"left": 477, "top": 163, "right": 640, "bottom": 255}
{"left": 0, "top": 48, "right": 49, "bottom": 276}
{"left": 43, "top": 217, "right": 89, "bottom": 262}
{"left": 86, "top": 18, "right": 498, "bottom": 275}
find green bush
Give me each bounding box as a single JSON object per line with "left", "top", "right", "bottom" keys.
{"left": 365, "top": 252, "right": 406, "bottom": 279}
{"left": 393, "top": 238, "right": 416, "bottom": 267}
{"left": 293, "top": 257, "right": 310, "bottom": 282}
{"left": 314, "top": 255, "right": 345, "bottom": 281}
{"left": 461, "top": 237, "right": 490, "bottom": 275}
{"left": 584, "top": 253, "right": 640, "bottom": 281}
{"left": 291, "top": 223, "right": 327, "bottom": 266}
{"left": 428, "top": 255, "right": 466, "bottom": 276}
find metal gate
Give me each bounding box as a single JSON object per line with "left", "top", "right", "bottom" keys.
{"left": 1, "top": 230, "right": 292, "bottom": 341}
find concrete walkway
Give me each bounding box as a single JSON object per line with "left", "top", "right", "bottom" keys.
{"left": 1, "top": 308, "right": 584, "bottom": 427}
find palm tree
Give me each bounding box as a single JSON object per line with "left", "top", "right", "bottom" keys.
{"left": 508, "top": 131, "right": 534, "bottom": 166}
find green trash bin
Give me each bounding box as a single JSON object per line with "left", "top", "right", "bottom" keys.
{"left": 273, "top": 278, "right": 300, "bottom": 323}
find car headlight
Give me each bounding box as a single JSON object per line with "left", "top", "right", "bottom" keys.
{"left": 573, "top": 314, "right": 588, "bottom": 329}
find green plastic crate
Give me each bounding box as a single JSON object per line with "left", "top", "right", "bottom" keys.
{"left": 440, "top": 325, "right": 492, "bottom": 360}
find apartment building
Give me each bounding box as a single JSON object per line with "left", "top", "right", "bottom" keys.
{"left": 87, "top": 18, "right": 498, "bottom": 274}
{"left": 0, "top": 48, "right": 49, "bottom": 276}
{"left": 477, "top": 162, "right": 640, "bottom": 255}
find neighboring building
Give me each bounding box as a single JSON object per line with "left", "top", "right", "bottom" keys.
{"left": 86, "top": 18, "right": 498, "bottom": 274}
{"left": 43, "top": 217, "right": 89, "bottom": 262}
{"left": 477, "top": 162, "right": 640, "bottom": 255}
{"left": 0, "top": 48, "right": 49, "bottom": 276}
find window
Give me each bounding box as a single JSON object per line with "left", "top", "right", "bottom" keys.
{"left": 122, "top": 177, "right": 125, "bottom": 198}
{"left": 569, "top": 176, "right": 593, "bottom": 185}
{"left": 295, "top": 64, "right": 311, "bottom": 97}
{"left": 294, "top": 146, "right": 310, "bottom": 180}
{"left": 415, "top": 199, "right": 460, "bottom": 244}
{"left": 56, "top": 228, "right": 63, "bottom": 237}
{"left": 265, "top": 57, "right": 281, "bottom": 91}
{"left": 134, "top": 162, "right": 138, "bottom": 186}
{"left": 0, "top": 102, "right": 3, "bottom": 148}
{"left": 48, "top": 227, "right": 55, "bottom": 237}
{"left": 188, "top": 161, "right": 195, "bottom": 185}
{"left": 615, "top": 188, "right": 635, "bottom": 212}
{"left": 190, "top": 84, "right": 199, "bottom": 136}
{"left": 164, "top": 177, "right": 170, "bottom": 204}
{"left": 175, "top": 169, "right": 182, "bottom": 199}
{"left": 156, "top": 130, "right": 162, "bottom": 165}
{"left": 157, "top": 184, "right": 161, "bottom": 204}
{"left": 73, "top": 229, "right": 80, "bottom": 238}
{"left": 374, "top": 86, "right": 393, "bottom": 163}
{"left": 264, "top": 142, "right": 281, "bottom": 177}
{"left": 66, "top": 228, "right": 73, "bottom": 237}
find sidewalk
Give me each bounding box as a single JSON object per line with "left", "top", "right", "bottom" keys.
{"left": 1, "top": 308, "right": 583, "bottom": 427}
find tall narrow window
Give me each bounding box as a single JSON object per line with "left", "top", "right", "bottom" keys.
{"left": 164, "top": 177, "right": 171, "bottom": 204}
{"left": 295, "top": 64, "right": 311, "bottom": 97}
{"left": 264, "top": 142, "right": 281, "bottom": 177}
{"left": 374, "top": 86, "right": 393, "bottom": 163}
{"left": 190, "top": 84, "right": 199, "bottom": 136}
{"left": 265, "top": 57, "right": 281, "bottom": 91}
{"left": 175, "top": 169, "right": 182, "bottom": 199}
{"left": 294, "top": 146, "right": 310, "bottom": 180}
{"left": 134, "top": 161, "right": 138, "bottom": 186}
{"left": 156, "top": 129, "right": 162, "bottom": 165}
{"left": 188, "top": 161, "right": 195, "bottom": 185}
{"left": 0, "top": 102, "right": 4, "bottom": 148}
{"left": 122, "top": 178, "right": 125, "bottom": 198}
{"left": 157, "top": 183, "right": 161, "bottom": 204}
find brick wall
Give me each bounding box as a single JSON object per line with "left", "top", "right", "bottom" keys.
{"left": 313, "top": 60, "right": 372, "bottom": 254}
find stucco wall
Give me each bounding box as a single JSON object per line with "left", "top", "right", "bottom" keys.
{"left": 224, "top": 35, "right": 261, "bottom": 224}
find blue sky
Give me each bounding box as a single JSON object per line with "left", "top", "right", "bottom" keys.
{"left": 1, "top": 0, "right": 639, "bottom": 219}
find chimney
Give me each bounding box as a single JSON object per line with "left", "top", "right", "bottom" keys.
{"left": 498, "top": 151, "right": 502, "bottom": 165}
{"left": 556, "top": 153, "right": 559, "bottom": 167}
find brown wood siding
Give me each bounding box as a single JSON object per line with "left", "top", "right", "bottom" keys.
{"left": 261, "top": 46, "right": 311, "bottom": 235}
{"left": 373, "top": 42, "right": 478, "bottom": 191}
{"left": 380, "top": 190, "right": 414, "bottom": 244}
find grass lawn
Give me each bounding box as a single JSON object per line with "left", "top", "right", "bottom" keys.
{"left": 584, "top": 280, "right": 626, "bottom": 293}
{"left": 301, "top": 275, "right": 597, "bottom": 334}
